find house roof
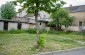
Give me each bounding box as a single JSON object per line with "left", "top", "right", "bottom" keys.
{"left": 0, "top": 19, "right": 29, "bottom": 24}
{"left": 65, "top": 5, "right": 85, "bottom": 13}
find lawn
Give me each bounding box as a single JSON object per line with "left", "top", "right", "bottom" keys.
{"left": 0, "top": 33, "right": 85, "bottom": 55}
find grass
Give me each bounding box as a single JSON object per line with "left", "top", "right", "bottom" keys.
{"left": 0, "top": 33, "right": 85, "bottom": 55}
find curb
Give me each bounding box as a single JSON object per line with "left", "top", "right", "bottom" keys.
{"left": 34, "top": 47, "right": 85, "bottom": 55}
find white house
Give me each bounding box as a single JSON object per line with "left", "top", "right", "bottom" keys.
{"left": 12, "top": 9, "right": 51, "bottom": 30}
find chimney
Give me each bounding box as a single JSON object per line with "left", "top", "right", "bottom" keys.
{"left": 70, "top": 4, "right": 72, "bottom": 7}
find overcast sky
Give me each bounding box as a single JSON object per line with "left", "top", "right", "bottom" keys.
{"left": 63, "top": 0, "right": 85, "bottom": 7}
{"left": 0, "top": 0, "right": 85, "bottom": 11}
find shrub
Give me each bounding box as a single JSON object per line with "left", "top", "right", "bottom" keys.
{"left": 0, "top": 29, "right": 36, "bottom": 34}
{"left": 8, "top": 29, "right": 26, "bottom": 34}
{"left": 40, "top": 29, "right": 47, "bottom": 34}
{"left": 0, "top": 30, "right": 8, "bottom": 34}
{"left": 38, "top": 33, "right": 46, "bottom": 48}
{"left": 0, "top": 29, "right": 85, "bottom": 35}
{"left": 26, "top": 29, "right": 36, "bottom": 34}
{"left": 48, "top": 30, "right": 56, "bottom": 34}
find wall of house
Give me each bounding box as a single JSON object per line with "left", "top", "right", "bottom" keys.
{"left": 12, "top": 17, "right": 28, "bottom": 22}
{"left": 21, "top": 23, "right": 29, "bottom": 29}
{"left": 0, "top": 20, "right": 30, "bottom": 31}
{"left": 8, "top": 22, "right": 18, "bottom": 30}
{"left": 62, "top": 26, "right": 85, "bottom": 31}
{"left": 70, "top": 12, "right": 85, "bottom": 26}
{"left": 67, "top": 26, "right": 81, "bottom": 31}
{"left": 39, "top": 22, "right": 50, "bottom": 30}
{"left": 29, "top": 24, "right": 36, "bottom": 29}
{"left": 0, "top": 22, "right": 4, "bottom": 30}
{"left": 46, "top": 27, "right": 50, "bottom": 31}
{"left": 39, "top": 22, "right": 46, "bottom": 29}
{"left": 68, "top": 26, "right": 85, "bottom": 31}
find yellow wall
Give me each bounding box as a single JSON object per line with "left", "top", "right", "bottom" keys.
{"left": 70, "top": 12, "right": 85, "bottom": 26}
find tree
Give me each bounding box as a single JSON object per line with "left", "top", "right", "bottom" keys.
{"left": 61, "top": 16, "right": 74, "bottom": 32}
{"left": 1, "top": 2, "right": 16, "bottom": 19}
{"left": 50, "top": 8, "right": 74, "bottom": 31}
{"left": 12, "top": 0, "right": 65, "bottom": 47}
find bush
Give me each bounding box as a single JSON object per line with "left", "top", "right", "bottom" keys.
{"left": 26, "top": 29, "right": 36, "bottom": 34}
{"left": 8, "top": 29, "right": 26, "bottom": 34}
{"left": 40, "top": 29, "right": 47, "bottom": 34}
{"left": 38, "top": 33, "right": 46, "bottom": 48}
{"left": 0, "top": 29, "right": 85, "bottom": 35}
{"left": 0, "top": 30, "right": 8, "bottom": 34}
{"left": 48, "top": 30, "right": 56, "bottom": 34}
{"left": 0, "top": 29, "right": 36, "bottom": 34}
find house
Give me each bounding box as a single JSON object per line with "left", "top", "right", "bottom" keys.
{"left": 1, "top": 4, "right": 85, "bottom": 31}
{"left": 13, "top": 5, "right": 85, "bottom": 31}
{"left": 0, "top": 9, "right": 51, "bottom": 30}
{"left": 64, "top": 5, "right": 85, "bottom": 31}
{"left": 12, "top": 9, "right": 51, "bottom": 30}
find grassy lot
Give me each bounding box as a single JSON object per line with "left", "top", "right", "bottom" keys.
{"left": 0, "top": 33, "right": 85, "bottom": 55}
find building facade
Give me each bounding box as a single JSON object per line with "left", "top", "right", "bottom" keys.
{"left": 65, "top": 5, "right": 85, "bottom": 31}
{"left": 12, "top": 9, "right": 51, "bottom": 30}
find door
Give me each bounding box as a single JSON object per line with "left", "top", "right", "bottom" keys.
{"left": 18, "top": 23, "right": 22, "bottom": 29}
{"left": 4, "top": 21, "right": 8, "bottom": 30}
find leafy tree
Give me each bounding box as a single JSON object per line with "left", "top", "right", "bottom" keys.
{"left": 50, "top": 8, "right": 74, "bottom": 31}
{"left": 12, "top": 0, "right": 65, "bottom": 47}
{"left": 61, "top": 16, "right": 74, "bottom": 32}
{"left": 1, "top": 2, "right": 16, "bottom": 19}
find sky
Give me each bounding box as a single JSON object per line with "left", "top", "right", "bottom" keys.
{"left": 63, "top": 0, "right": 85, "bottom": 7}
{"left": 0, "top": 0, "right": 85, "bottom": 11}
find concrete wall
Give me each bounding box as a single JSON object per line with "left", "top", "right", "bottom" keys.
{"left": 46, "top": 27, "right": 50, "bottom": 30}
{"left": 60, "top": 12, "right": 85, "bottom": 31}
{"left": 8, "top": 22, "right": 18, "bottom": 30}
{"left": 62, "top": 26, "right": 85, "bottom": 31}
{"left": 67, "top": 26, "right": 81, "bottom": 31}
{"left": 0, "top": 20, "right": 30, "bottom": 31}
{"left": 39, "top": 22, "right": 50, "bottom": 30}
{"left": 21, "top": 23, "right": 29, "bottom": 29}
{"left": 82, "top": 26, "right": 85, "bottom": 31}
{"left": 39, "top": 22, "right": 46, "bottom": 29}
{"left": 70, "top": 12, "right": 85, "bottom": 26}
{"left": 0, "top": 22, "right": 4, "bottom": 30}
{"left": 29, "top": 24, "right": 36, "bottom": 29}
{"left": 12, "top": 17, "right": 28, "bottom": 22}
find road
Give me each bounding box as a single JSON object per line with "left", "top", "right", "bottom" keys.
{"left": 53, "top": 47, "right": 85, "bottom": 55}
{"left": 35, "top": 47, "right": 85, "bottom": 55}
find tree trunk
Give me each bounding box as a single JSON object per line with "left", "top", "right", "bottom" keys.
{"left": 56, "top": 25, "right": 62, "bottom": 31}
{"left": 35, "top": 10, "right": 40, "bottom": 47}
{"left": 56, "top": 19, "right": 62, "bottom": 31}
{"left": 35, "top": 0, "right": 40, "bottom": 47}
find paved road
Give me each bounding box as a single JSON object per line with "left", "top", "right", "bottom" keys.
{"left": 53, "top": 47, "right": 85, "bottom": 55}
{"left": 35, "top": 47, "right": 85, "bottom": 55}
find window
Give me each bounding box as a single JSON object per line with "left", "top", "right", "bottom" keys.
{"left": 40, "top": 23, "right": 41, "bottom": 25}
{"left": 79, "top": 21, "right": 83, "bottom": 26}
